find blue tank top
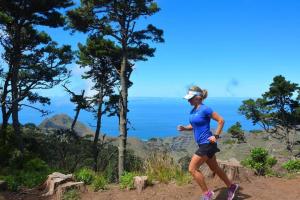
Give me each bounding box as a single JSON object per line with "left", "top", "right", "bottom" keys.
{"left": 189, "top": 104, "right": 213, "bottom": 144}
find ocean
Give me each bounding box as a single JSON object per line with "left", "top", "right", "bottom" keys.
{"left": 14, "top": 97, "right": 259, "bottom": 140}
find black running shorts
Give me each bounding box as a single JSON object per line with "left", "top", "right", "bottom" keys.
{"left": 195, "top": 143, "right": 220, "bottom": 158}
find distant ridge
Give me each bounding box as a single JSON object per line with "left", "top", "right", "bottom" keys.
{"left": 39, "top": 114, "right": 94, "bottom": 137}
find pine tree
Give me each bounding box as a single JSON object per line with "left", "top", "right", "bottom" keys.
{"left": 0, "top": 0, "right": 74, "bottom": 153}
{"left": 68, "top": 0, "right": 164, "bottom": 178}
{"left": 77, "top": 36, "right": 120, "bottom": 171}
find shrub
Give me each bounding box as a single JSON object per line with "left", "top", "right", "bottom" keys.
{"left": 223, "top": 139, "right": 236, "bottom": 145}
{"left": 249, "top": 130, "right": 264, "bottom": 134}
{"left": 1, "top": 158, "right": 51, "bottom": 190}
{"left": 241, "top": 147, "right": 277, "bottom": 175}
{"left": 266, "top": 156, "right": 278, "bottom": 167}
{"left": 120, "top": 171, "right": 136, "bottom": 189}
{"left": 144, "top": 152, "right": 189, "bottom": 185}
{"left": 144, "top": 152, "right": 176, "bottom": 183}
{"left": 75, "top": 168, "right": 95, "bottom": 185}
{"left": 20, "top": 158, "right": 50, "bottom": 188}
{"left": 3, "top": 175, "right": 20, "bottom": 191}
{"left": 178, "top": 155, "right": 191, "bottom": 171}
{"left": 23, "top": 157, "right": 49, "bottom": 172}
{"left": 174, "top": 170, "right": 192, "bottom": 186}
{"left": 282, "top": 159, "right": 300, "bottom": 173}
{"left": 92, "top": 175, "right": 108, "bottom": 191}
{"left": 227, "top": 122, "right": 246, "bottom": 143}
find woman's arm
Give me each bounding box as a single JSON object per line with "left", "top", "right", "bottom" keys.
{"left": 177, "top": 124, "right": 193, "bottom": 131}
{"left": 208, "top": 112, "right": 225, "bottom": 143}
{"left": 211, "top": 111, "right": 225, "bottom": 136}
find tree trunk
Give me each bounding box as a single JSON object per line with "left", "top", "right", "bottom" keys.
{"left": 93, "top": 93, "right": 103, "bottom": 171}
{"left": 11, "top": 67, "right": 23, "bottom": 153}
{"left": 1, "top": 68, "right": 12, "bottom": 134}
{"left": 71, "top": 108, "right": 80, "bottom": 132}
{"left": 11, "top": 29, "right": 23, "bottom": 154}
{"left": 1, "top": 112, "right": 10, "bottom": 136}
{"left": 71, "top": 90, "right": 85, "bottom": 132}
{"left": 118, "top": 53, "right": 128, "bottom": 179}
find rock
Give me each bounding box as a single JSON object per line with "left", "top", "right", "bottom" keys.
{"left": 0, "top": 180, "right": 7, "bottom": 191}
{"left": 133, "top": 176, "right": 148, "bottom": 193}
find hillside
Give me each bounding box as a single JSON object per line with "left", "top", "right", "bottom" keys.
{"left": 124, "top": 131, "right": 300, "bottom": 164}
{"left": 37, "top": 114, "right": 300, "bottom": 163}
{"left": 38, "top": 114, "right": 94, "bottom": 137}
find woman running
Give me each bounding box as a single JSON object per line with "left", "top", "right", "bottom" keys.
{"left": 177, "top": 86, "right": 239, "bottom": 200}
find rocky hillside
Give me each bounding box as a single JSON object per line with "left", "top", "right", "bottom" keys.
{"left": 124, "top": 131, "right": 300, "bottom": 163}
{"left": 39, "top": 114, "right": 94, "bottom": 137}
{"left": 38, "top": 114, "right": 300, "bottom": 162}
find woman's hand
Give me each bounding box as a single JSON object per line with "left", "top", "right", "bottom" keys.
{"left": 177, "top": 124, "right": 193, "bottom": 131}
{"left": 177, "top": 125, "right": 186, "bottom": 131}
{"left": 208, "top": 136, "right": 217, "bottom": 143}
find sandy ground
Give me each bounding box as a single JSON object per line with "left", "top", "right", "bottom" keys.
{"left": 1, "top": 175, "right": 300, "bottom": 200}
{"left": 81, "top": 176, "right": 300, "bottom": 200}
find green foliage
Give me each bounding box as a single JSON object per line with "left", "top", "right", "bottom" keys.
{"left": 0, "top": 127, "right": 19, "bottom": 167}
{"left": 92, "top": 174, "right": 108, "bottom": 191}
{"left": 0, "top": 0, "right": 74, "bottom": 156}
{"left": 75, "top": 168, "right": 95, "bottom": 185}
{"left": 239, "top": 75, "right": 300, "bottom": 151}
{"left": 0, "top": 157, "right": 50, "bottom": 191}
{"left": 241, "top": 147, "right": 277, "bottom": 176}
{"left": 178, "top": 155, "right": 191, "bottom": 172}
{"left": 20, "top": 158, "right": 50, "bottom": 188}
{"left": 266, "top": 156, "right": 278, "bottom": 167}
{"left": 62, "top": 188, "right": 81, "bottom": 200}
{"left": 44, "top": 129, "right": 93, "bottom": 172}
{"left": 249, "top": 130, "right": 264, "bottom": 134}
{"left": 223, "top": 139, "right": 236, "bottom": 145}
{"left": 119, "top": 171, "right": 137, "bottom": 190}
{"left": 68, "top": 0, "right": 164, "bottom": 178}
{"left": 23, "top": 158, "right": 50, "bottom": 172}
{"left": 2, "top": 175, "right": 20, "bottom": 191}
{"left": 174, "top": 170, "right": 192, "bottom": 186}
{"left": 144, "top": 152, "right": 189, "bottom": 185}
{"left": 227, "top": 122, "right": 246, "bottom": 143}
{"left": 282, "top": 159, "right": 300, "bottom": 173}
{"left": 99, "top": 147, "right": 143, "bottom": 183}
{"left": 124, "top": 149, "right": 144, "bottom": 173}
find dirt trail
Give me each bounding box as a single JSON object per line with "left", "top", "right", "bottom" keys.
{"left": 1, "top": 175, "right": 300, "bottom": 200}
{"left": 82, "top": 176, "right": 300, "bottom": 200}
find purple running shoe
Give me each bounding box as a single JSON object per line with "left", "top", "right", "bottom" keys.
{"left": 227, "top": 184, "right": 239, "bottom": 200}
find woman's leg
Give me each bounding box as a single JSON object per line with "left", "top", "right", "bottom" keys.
{"left": 206, "top": 155, "right": 232, "bottom": 187}
{"left": 188, "top": 154, "right": 209, "bottom": 193}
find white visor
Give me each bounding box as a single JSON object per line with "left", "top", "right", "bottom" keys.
{"left": 183, "top": 91, "right": 201, "bottom": 100}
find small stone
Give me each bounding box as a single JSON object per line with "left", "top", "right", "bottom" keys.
{"left": 133, "top": 176, "right": 148, "bottom": 194}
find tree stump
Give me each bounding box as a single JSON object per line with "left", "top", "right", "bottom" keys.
{"left": 41, "top": 172, "right": 74, "bottom": 196}
{"left": 133, "top": 176, "right": 148, "bottom": 193}
{"left": 200, "top": 158, "right": 253, "bottom": 183}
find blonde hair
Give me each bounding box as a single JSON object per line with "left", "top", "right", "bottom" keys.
{"left": 189, "top": 86, "right": 208, "bottom": 100}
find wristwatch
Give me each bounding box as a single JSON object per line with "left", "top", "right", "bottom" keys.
{"left": 213, "top": 134, "right": 220, "bottom": 139}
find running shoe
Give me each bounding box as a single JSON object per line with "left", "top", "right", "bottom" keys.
{"left": 227, "top": 183, "right": 239, "bottom": 200}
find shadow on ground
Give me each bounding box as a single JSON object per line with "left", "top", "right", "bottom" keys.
{"left": 214, "top": 186, "right": 251, "bottom": 200}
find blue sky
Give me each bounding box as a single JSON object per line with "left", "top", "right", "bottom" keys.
{"left": 19, "top": 0, "right": 300, "bottom": 98}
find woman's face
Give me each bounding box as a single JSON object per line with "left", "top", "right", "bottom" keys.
{"left": 188, "top": 96, "right": 199, "bottom": 106}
